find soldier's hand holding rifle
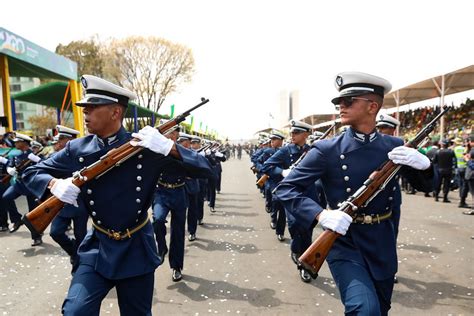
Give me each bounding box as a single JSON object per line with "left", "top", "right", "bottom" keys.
{"left": 317, "top": 209, "right": 352, "bottom": 235}
{"left": 48, "top": 178, "right": 80, "bottom": 207}
{"left": 131, "top": 126, "right": 174, "bottom": 155}
{"left": 388, "top": 146, "right": 430, "bottom": 170}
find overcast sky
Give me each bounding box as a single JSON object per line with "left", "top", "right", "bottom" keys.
{"left": 3, "top": 0, "right": 473, "bottom": 140}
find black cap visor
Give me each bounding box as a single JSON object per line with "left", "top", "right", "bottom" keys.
{"left": 76, "top": 97, "right": 119, "bottom": 107}
{"left": 331, "top": 90, "right": 374, "bottom": 105}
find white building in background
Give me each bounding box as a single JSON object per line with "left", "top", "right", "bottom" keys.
{"left": 9, "top": 76, "right": 42, "bottom": 130}
{"left": 276, "top": 90, "right": 300, "bottom": 128}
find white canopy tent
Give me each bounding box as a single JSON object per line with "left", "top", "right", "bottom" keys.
{"left": 382, "top": 65, "right": 474, "bottom": 138}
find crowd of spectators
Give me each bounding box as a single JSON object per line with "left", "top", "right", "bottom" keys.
{"left": 398, "top": 98, "right": 473, "bottom": 140}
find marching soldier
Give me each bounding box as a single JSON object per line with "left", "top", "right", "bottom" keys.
{"left": 177, "top": 132, "right": 201, "bottom": 241}
{"left": 205, "top": 142, "right": 226, "bottom": 213}
{"left": 23, "top": 75, "right": 212, "bottom": 314}
{"left": 376, "top": 113, "right": 402, "bottom": 284}
{"left": 256, "top": 130, "right": 285, "bottom": 223}
{"left": 48, "top": 125, "right": 88, "bottom": 273}
{"left": 153, "top": 126, "right": 213, "bottom": 282}
{"left": 261, "top": 120, "right": 316, "bottom": 282}
{"left": 275, "top": 72, "right": 432, "bottom": 315}
{"left": 2, "top": 133, "right": 43, "bottom": 246}
{"left": 191, "top": 137, "right": 208, "bottom": 225}
{"left": 0, "top": 141, "right": 18, "bottom": 232}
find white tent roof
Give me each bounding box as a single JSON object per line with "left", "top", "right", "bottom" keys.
{"left": 382, "top": 64, "right": 474, "bottom": 108}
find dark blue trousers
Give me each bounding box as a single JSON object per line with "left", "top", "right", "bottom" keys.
{"left": 62, "top": 263, "right": 154, "bottom": 315}
{"left": 50, "top": 212, "right": 88, "bottom": 265}
{"left": 270, "top": 199, "right": 286, "bottom": 235}
{"left": 0, "top": 182, "right": 18, "bottom": 227}
{"left": 286, "top": 213, "right": 312, "bottom": 255}
{"left": 187, "top": 193, "right": 199, "bottom": 235}
{"left": 3, "top": 182, "right": 39, "bottom": 239}
{"left": 152, "top": 187, "right": 187, "bottom": 270}
{"left": 207, "top": 178, "right": 216, "bottom": 208}
{"left": 328, "top": 259, "right": 394, "bottom": 316}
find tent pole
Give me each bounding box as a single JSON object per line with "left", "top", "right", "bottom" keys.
{"left": 439, "top": 75, "right": 445, "bottom": 140}
{"left": 395, "top": 90, "right": 400, "bottom": 137}
{"left": 0, "top": 56, "right": 13, "bottom": 132}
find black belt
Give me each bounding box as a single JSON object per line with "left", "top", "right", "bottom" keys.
{"left": 353, "top": 211, "right": 392, "bottom": 225}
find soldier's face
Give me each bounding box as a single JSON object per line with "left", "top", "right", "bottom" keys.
{"left": 291, "top": 131, "right": 308, "bottom": 145}
{"left": 82, "top": 104, "right": 120, "bottom": 136}
{"left": 191, "top": 142, "right": 200, "bottom": 150}
{"left": 338, "top": 94, "right": 378, "bottom": 126}
{"left": 271, "top": 138, "right": 282, "bottom": 148}
{"left": 377, "top": 126, "right": 395, "bottom": 136}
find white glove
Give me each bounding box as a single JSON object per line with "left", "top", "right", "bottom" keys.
{"left": 131, "top": 126, "right": 174, "bottom": 156}
{"left": 199, "top": 151, "right": 206, "bottom": 157}
{"left": 318, "top": 209, "right": 353, "bottom": 235}
{"left": 281, "top": 169, "right": 291, "bottom": 178}
{"left": 0, "top": 157, "right": 8, "bottom": 164}
{"left": 50, "top": 177, "right": 80, "bottom": 207}
{"left": 215, "top": 151, "right": 224, "bottom": 158}
{"left": 388, "top": 146, "right": 430, "bottom": 170}
{"left": 28, "top": 153, "right": 41, "bottom": 163}
{"left": 205, "top": 149, "right": 211, "bottom": 156}
{"left": 6, "top": 167, "right": 17, "bottom": 177}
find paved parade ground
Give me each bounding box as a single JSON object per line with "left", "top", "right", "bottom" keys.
{"left": 0, "top": 154, "right": 473, "bottom": 315}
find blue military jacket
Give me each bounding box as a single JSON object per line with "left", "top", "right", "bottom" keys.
{"left": 261, "top": 144, "right": 310, "bottom": 192}
{"left": 274, "top": 127, "right": 430, "bottom": 280}
{"left": 23, "top": 127, "right": 211, "bottom": 280}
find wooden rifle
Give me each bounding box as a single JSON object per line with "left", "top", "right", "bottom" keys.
{"left": 257, "top": 122, "right": 336, "bottom": 188}
{"left": 298, "top": 106, "right": 451, "bottom": 279}
{"left": 1, "top": 147, "right": 45, "bottom": 184}
{"left": 22, "top": 98, "right": 209, "bottom": 235}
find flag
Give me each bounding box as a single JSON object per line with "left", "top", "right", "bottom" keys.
{"left": 190, "top": 116, "right": 195, "bottom": 131}
{"left": 170, "top": 104, "right": 175, "bottom": 118}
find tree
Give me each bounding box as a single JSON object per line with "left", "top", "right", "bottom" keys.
{"left": 55, "top": 37, "right": 105, "bottom": 77}
{"left": 27, "top": 108, "right": 58, "bottom": 136}
{"left": 103, "top": 36, "right": 195, "bottom": 113}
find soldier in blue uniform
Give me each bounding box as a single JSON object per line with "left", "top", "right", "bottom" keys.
{"left": 177, "top": 132, "right": 201, "bottom": 242}
{"left": 274, "top": 72, "right": 432, "bottom": 315}
{"left": 376, "top": 113, "right": 402, "bottom": 285}
{"left": 3, "top": 133, "right": 43, "bottom": 246}
{"left": 261, "top": 120, "right": 316, "bottom": 282}
{"left": 153, "top": 126, "right": 213, "bottom": 282}
{"left": 23, "top": 75, "right": 212, "bottom": 315}
{"left": 0, "top": 145, "right": 18, "bottom": 232}
{"left": 191, "top": 137, "right": 208, "bottom": 225}
{"left": 204, "top": 143, "right": 226, "bottom": 213}
{"left": 48, "top": 125, "right": 88, "bottom": 273}
{"left": 256, "top": 130, "right": 284, "bottom": 224}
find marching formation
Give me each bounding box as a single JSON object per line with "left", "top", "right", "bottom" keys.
{"left": 250, "top": 72, "right": 440, "bottom": 315}
{"left": 0, "top": 71, "right": 465, "bottom": 316}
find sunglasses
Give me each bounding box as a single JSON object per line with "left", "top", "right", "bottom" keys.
{"left": 335, "top": 97, "right": 376, "bottom": 110}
